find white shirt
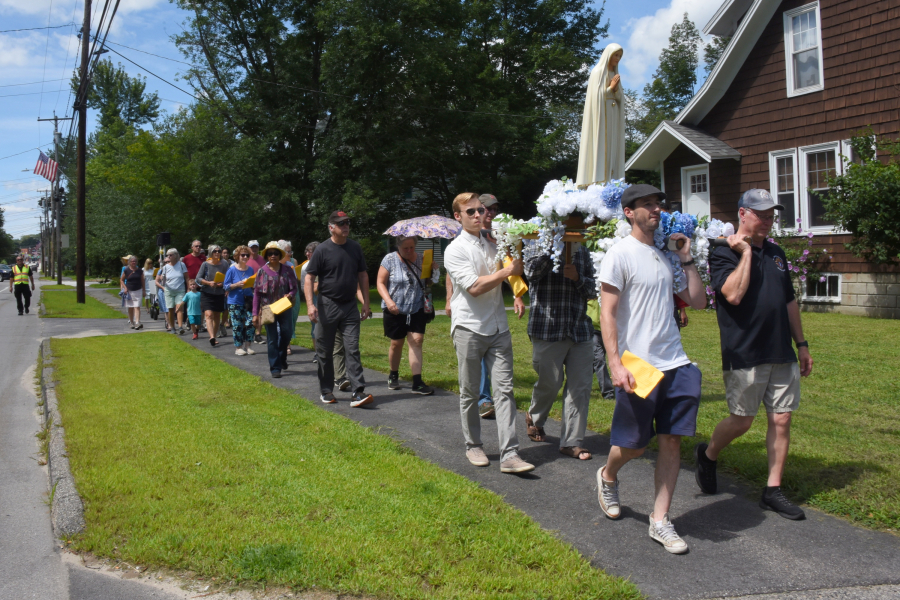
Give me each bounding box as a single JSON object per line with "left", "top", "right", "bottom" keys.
{"left": 599, "top": 235, "right": 690, "bottom": 371}
{"left": 444, "top": 230, "right": 508, "bottom": 336}
{"left": 160, "top": 261, "right": 188, "bottom": 292}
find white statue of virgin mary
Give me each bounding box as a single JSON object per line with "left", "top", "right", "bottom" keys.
{"left": 576, "top": 43, "right": 626, "bottom": 187}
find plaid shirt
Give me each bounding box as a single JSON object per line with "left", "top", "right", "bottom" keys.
{"left": 523, "top": 243, "right": 596, "bottom": 343}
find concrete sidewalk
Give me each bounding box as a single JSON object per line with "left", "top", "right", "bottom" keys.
{"left": 41, "top": 282, "right": 900, "bottom": 600}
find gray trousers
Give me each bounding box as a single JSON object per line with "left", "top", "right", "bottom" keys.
{"left": 528, "top": 338, "right": 593, "bottom": 449}
{"left": 592, "top": 329, "right": 615, "bottom": 397}
{"left": 334, "top": 330, "right": 346, "bottom": 381}
{"left": 315, "top": 296, "right": 365, "bottom": 394}
{"left": 452, "top": 327, "right": 519, "bottom": 463}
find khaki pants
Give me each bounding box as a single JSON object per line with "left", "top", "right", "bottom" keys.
{"left": 528, "top": 338, "right": 593, "bottom": 449}
{"left": 452, "top": 327, "right": 519, "bottom": 463}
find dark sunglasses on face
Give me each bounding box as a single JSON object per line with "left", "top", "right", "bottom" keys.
{"left": 240, "top": 253, "right": 250, "bottom": 257}
{"left": 464, "top": 207, "right": 486, "bottom": 216}
{"left": 212, "top": 249, "right": 221, "bottom": 253}
{"left": 266, "top": 252, "right": 280, "bottom": 258}
{"left": 333, "top": 220, "right": 350, "bottom": 227}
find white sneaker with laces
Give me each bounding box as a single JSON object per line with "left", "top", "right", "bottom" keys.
{"left": 245, "top": 347, "right": 256, "bottom": 355}
{"left": 649, "top": 513, "right": 688, "bottom": 554}
{"left": 466, "top": 447, "right": 490, "bottom": 467}
{"left": 235, "top": 348, "right": 247, "bottom": 356}
{"left": 597, "top": 466, "right": 621, "bottom": 519}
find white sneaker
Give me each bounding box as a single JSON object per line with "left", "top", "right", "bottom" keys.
{"left": 466, "top": 447, "right": 490, "bottom": 467}
{"left": 500, "top": 453, "right": 535, "bottom": 474}
{"left": 235, "top": 348, "right": 247, "bottom": 356}
{"left": 597, "top": 466, "right": 621, "bottom": 519}
{"left": 649, "top": 513, "right": 688, "bottom": 554}
{"left": 245, "top": 347, "right": 256, "bottom": 355}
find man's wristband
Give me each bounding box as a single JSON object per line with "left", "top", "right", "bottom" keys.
{"left": 796, "top": 341, "right": 809, "bottom": 348}
{"left": 682, "top": 259, "right": 696, "bottom": 267}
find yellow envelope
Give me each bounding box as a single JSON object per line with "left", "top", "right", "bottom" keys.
{"left": 269, "top": 296, "right": 293, "bottom": 315}
{"left": 502, "top": 256, "right": 528, "bottom": 298}
{"left": 621, "top": 351, "right": 664, "bottom": 399}
{"left": 153, "top": 268, "right": 159, "bottom": 277}
{"left": 213, "top": 271, "right": 225, "bottom": 283}
{"left": 242, "top": 274, "right": 256, "bottom": 289}
{"left": 421, "top": 249, "right": 433, "bottom": 279}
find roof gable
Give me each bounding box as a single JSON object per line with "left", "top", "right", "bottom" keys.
{"left": 624, "top": 120, "right": 740, "bottom": 171}
{"left": 704, "top": 0, "right": 754, "bottom": 36}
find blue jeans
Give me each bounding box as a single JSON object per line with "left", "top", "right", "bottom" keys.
{"left": 478, "top": 358, "right": 493, "bottom": 406}
{"left": 265, "top": 311, "right": 293, "bottom": 373}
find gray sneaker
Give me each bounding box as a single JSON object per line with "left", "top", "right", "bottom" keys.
{"left": 596, "top": 465, "right": 621, "bottom": 519}
{"left": 466, "top": 447, "right": 490, "bottom": 467}
{"left": 500, "top": 454, "right": 535, "bottom": 474}
{"left": 649, "top": 513, "right": 688, "bottom": 554}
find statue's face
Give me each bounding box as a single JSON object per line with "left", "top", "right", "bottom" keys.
{"left": 609, "top": 50, "right": 623, "bottom": 69}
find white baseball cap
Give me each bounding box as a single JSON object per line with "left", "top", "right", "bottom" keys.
{"left": 248, "top": 240, "right": 259, "bottom": 248}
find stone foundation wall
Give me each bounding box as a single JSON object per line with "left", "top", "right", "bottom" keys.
{"left": 802, "top": 272, "right": 900, "bottom": 319}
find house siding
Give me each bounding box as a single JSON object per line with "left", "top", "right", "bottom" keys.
{"left": 697, "top": 0, "right": 900, "bottom": 284}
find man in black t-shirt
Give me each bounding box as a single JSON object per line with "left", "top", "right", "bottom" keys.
{"left": 305, "top": 210, "right": 374, "bottom": 408}
{"left": 695, "top": 189, "right": 814, "bottom": 520}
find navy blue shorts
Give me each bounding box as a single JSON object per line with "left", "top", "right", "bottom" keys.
{"left": 610, "top": 363, "right": 702, "bottom": 449}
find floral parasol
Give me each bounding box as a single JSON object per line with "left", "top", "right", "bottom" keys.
{"left": 384, "top": 215, "right": 461, "bottom": 239}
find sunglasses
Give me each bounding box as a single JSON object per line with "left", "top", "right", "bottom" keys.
{"left": 211, "top": 249, "right": 221, "bottom": 253}
{"left": 333, "top": 220, "right": 351, "bottom": 227}
{"left": 266, "top": 252, "right": 281, "bottom": 257}
{"left": 464, "top": 207, "right": 486, "bottom": 216}
{"left": 240, "top": 253, "right": 250, "bottom": 257}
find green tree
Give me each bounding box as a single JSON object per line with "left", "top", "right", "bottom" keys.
{"left": 637, "top": 13, "right": 701, "bottom": 138}
{"left": 703, "top": 35, "right": 730, "bottom": 75}
{"left": 71, "top": 59, "right": 161, "bottom": 130}
{"left": 824, "top": 132, "right": 900, "bottom": 264}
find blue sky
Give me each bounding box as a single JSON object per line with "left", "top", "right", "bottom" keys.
{"left": 0, "top": 0, "right": 722, "bottom": 239}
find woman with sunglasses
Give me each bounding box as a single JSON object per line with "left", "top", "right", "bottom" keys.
{"left": 224, "top": 244, "right": 257, "bottom": 356}
{"left": 195, "top": 244, "right": 229, "bottom": 346}
{"left": 253, "top": 241, "right": 298, "bottom": 378}
{"left": 376, "top": 235, "right": 438, "bottom": 395}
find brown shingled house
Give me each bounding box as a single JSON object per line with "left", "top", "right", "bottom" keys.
{"left": 626, "top": 0, "right": 900, "bottom": 318}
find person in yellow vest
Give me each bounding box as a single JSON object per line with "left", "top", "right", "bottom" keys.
{"left": 10, "top": 255, "right": 35, "bottom": 315}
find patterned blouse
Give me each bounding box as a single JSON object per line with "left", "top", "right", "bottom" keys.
{"left": 252, "top": 263, "right": 298, "bottom": 316}
{"left": 380, "top": 252, "right": 424, "bottom": 314}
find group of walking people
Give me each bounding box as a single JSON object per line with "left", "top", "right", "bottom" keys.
{"left": 443, "top": 186, "right": 813, "bottom": 556}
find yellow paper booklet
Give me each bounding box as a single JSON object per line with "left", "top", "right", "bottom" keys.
{"left": 213, "top": 271, "right": 225, "bottom": 283}
{"left": 621, "top": 351, "right": 664, "bottom": 399}
{"left": 294, "top": 261, "right": 307, "bottom": 280}
{"left": 242, "top": 274, "right": 256, "bottom": 289}
{"left": 268, "top": 296, "right": 293, "bottom": 315}
{"left": 153, "top": 268, "right": 159, "bottom": 277}
{"left": 421, "top": 249, "right": 433, "bottom": 279}
{"left": 501, "top": 256, "right": 528, "bottom": 298}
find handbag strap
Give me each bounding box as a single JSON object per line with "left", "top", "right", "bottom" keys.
{"left": 399, "top": 253, "right": 425, "bottom": 292}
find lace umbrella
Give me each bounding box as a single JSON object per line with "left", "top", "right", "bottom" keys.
{"left": 383, "top": 215, "right": 461, "bottom": 239}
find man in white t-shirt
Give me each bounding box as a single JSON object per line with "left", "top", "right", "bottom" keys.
{"left": 597, "top": 184, "right": 707, "bottom": 554}
{"left": 444, "top": 192, "right": 534, "bottom": 474}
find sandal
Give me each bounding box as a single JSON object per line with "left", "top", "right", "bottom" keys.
{"left": 525, "top": 413, "right": 545, "bottom": 443}
{"left": 287, "top": 347, "right": 292, "bottom": 355}
{"left": 560, "top": 446, "right": 592, "bottom": 460}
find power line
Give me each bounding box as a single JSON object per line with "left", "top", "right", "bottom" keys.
{"left": 0, "top": 23, "right": 74, "bottom": 33}
{"left": 0, "top": 146, "right": 51, "bottom": 162}
{"left": 0, "top": 78, "right": 69, "bottom": 89}
{"left": 37, "top": 0, "right": 57, "bottom": 145}
{"left": 54, "top": 0, "right": 81, "bottom": 114}
{"left": 105, "top": 46, "right": 200, "bottom": 100}
{"left": 104, "top": 39, "right": 194, "bottom": 66}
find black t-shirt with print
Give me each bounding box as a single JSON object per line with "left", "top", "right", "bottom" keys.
{"left": 709, "top": 241, "right": 797, "bottom": 370}
{"left": 307, "top": 238, "right": 367, "bottom": 303}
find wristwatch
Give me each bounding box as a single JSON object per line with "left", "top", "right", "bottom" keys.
{"left": 796, "top": 341, "right": 809, "bottom": 348}
{"left": 682, "top": 258, "right": 696, "bottom": 267}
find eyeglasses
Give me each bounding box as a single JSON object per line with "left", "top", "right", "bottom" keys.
{"left": 464, "top": 207, "right": 486, "bottom": 216}
{"left": 192, "top": 244, "right": 201, "bottom": 248}
{"left": 333, "top": 220, "right": 350, "bottom": 227}
{"left": 748, "top": 210, "right": 775, "bottom": 223}
{"left": 266, "top": 252, "right": 280, "bottom": 258}
{"left": 240, "top": 253, "right": 250, "bottom": 257}
{"left": 211, "top": 249, "right": 221, "bottom": 253}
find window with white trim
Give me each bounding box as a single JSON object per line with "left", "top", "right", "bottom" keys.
{"left": 783, "top": 3, "right": 824, "bottom": 97}
{"left": 769, "top": 149, "right": 798, "bottom": 230}
{"left": 803, "top": 272, "right": 841, "bottom": 303}
{"left": 800, "top": 143, "right": 840, "bottom": 229}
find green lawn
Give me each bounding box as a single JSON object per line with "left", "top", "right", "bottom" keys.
{"left": 295, "top": 310, "right": 900, "bottom": 532}
{"left": 40, "top": 290, "right": 126, "bottom": 319}
{"left": 51, "top": 334, "right": 640, "bottom": 599}
{"left": 39, "top": 284, "right": 75, "bottom": 290}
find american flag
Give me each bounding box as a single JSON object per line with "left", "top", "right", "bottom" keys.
{"left": 34, "top": 151, "right": 58, "bottom": 182}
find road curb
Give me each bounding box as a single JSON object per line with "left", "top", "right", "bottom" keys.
{"left": 40, "top": 338, "right": 86, "bottom": 537}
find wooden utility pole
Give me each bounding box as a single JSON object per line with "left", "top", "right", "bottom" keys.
{"left": 38, "top": 113, "right": 72, "bottom": 285}
{"left": 75, "top": 0, "right": 90, "bottom": 303}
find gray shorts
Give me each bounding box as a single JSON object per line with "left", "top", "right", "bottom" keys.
{"left": 723, "top": 363, "right": 800, "bottom": 417}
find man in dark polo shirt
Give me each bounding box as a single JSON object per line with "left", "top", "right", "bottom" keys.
{"left": 695, "top": 189, "right": 814, "bottom": 520}
{"left": 305, "top": 210, "right": 374, "bottom": 408}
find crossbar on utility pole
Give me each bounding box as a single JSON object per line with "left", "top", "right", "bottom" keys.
{"left": 38, "top": 112, "right": 72, "bottom": 286}
{"left": 75, "top": 0, "right": 90, "bottom": 304}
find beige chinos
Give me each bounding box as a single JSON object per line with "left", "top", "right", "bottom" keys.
{"left": 529, "top": 338, "right": 593, "bottom": 449}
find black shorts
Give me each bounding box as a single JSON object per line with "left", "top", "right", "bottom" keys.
{"left": 383, "top": 308, "right": 427, "bottom": 340}
{"left": 200, "top": 292, "right": 226, "bottom": 313}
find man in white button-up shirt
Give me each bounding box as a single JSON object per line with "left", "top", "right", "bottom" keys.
{"left": 444, "top": 192, "right": 534, "bottom": 474}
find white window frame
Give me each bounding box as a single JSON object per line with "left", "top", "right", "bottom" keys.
{"left": 769, "top": 148, "right": 800, "bottom": 232}
{"left": 783, "top": 2, "right": 825, "bottom": 97}
{"left": 798, "top": 142, "right": 843, "bottom": 232}
{"left": 802, "top": 272, "right": 842, "bottom": 304}
{"left": 680, "top": 164, "right": 710, "bottom": 218}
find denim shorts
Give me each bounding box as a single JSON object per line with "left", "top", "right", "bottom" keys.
{"left": 610, "top": 363, "right": 702, "bottom": 449}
